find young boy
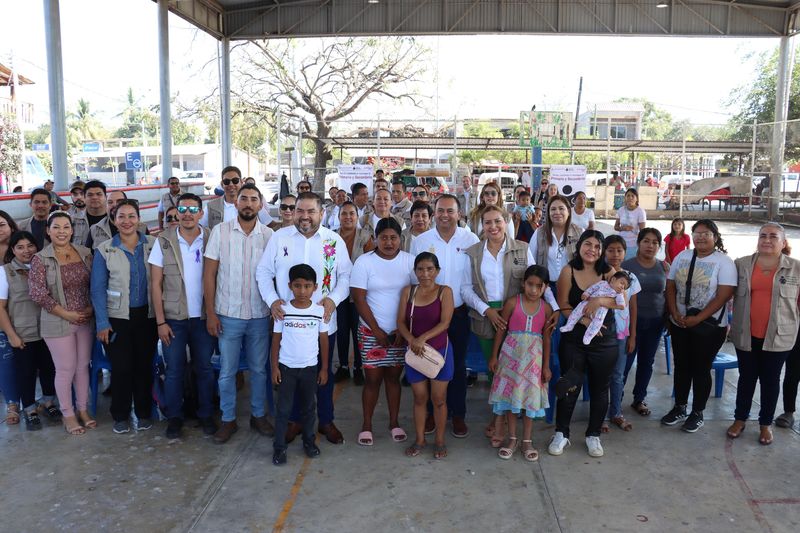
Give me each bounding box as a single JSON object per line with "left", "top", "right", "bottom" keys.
{"left": 513, "top": 190, "right": 536, "bottom": 242}
{"left": 271, "top": 264, "right": 329, "bottom": 466}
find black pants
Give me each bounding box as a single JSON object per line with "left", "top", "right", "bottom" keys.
{"left": 274, "top": 363, "right": 317, "bottom": 451}
{"left": 336, "top": 300, "right": 360, "bottom": 369}
{"left": 782, "top": 336, "right": 800, "bottom": 413}
{"left": 670, "top": 324, "right": 727, "bottom": 412}
{"left": 107, "top": 307, "right": 158, "bottom": 422}
{"left": 14, "top": 340, "right": 56, "bottom": 410}
{"left": 735, "top": 337, "right": 790, "bottom": 425}
{"left": 555, "top": 331, "right": 618, "bottom": 438}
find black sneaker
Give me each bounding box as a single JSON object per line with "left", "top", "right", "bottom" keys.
{"left": 166, "top": 418, "right": 183, "bottom": 439}
{"left": 272, "top": 449, "right": 287, "bottom": 466}
{"left": 660, "top": 405, "right": 688, "bottom": 426}
{"left": 681, "top": 411, "right": 704, "bottom": 433}
{"left": 466, "top": 372, "right": 478, "bottom": 388}
{"left": 137, "top": 418, "right": 154, "bottom": 431}
{"left": 352, "top": 369, "right": 365, "bottom": 386}
{"left": 303, "top": 441, "right": 321, "bottom": 458}
{"left": 334, "top": 367, "right": 350, "bottom": 383}
{"left": 199, "top": 416, "right": 218, "bottom": 436}
{"left": 24, "top": 411, "right": 42, "bottom": 431}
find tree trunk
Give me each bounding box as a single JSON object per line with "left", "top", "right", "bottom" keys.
{"left": 312, "top": 123, "right": 332, "bottom": 194}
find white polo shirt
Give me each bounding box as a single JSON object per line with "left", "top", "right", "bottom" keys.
{"left": 148, "top": 229, "right": 205, "bottom": 318}
{"left": 410, "top": 227, "right": 479, "bottom": 308}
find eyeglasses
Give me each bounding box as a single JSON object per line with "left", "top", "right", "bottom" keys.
{"left": 177, "top": 206, "right": 200, "bottom": 214}
{"left": 222, "top": 178, "right": 241, "bottom": 186}
{"left": 166, "top": 215, "right": 179, "bottom": 222}
{"left": 692, "top": 231, "right": 713, "bottom": 238}
{"left": 280, "top": 204, "right": 296, "bottom": 211}
{"left": 298, "top": 186, "right": 311, "bottom": 191}
{"left": 412, "top": 191, "right": 427, "bottom": 197}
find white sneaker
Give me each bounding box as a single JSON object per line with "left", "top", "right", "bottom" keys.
{"left": 586, "top": 436, "right": 604, "bottom": 457}
{"left": 547, "top": 432, "right": 570, "bottom": 456}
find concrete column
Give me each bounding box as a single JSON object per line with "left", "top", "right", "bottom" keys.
{"left": 158, "top": 0, "right": 173, "bottom": 181}
{"left": 219, "top": 37, "right": 232, "bottom": 168}
{"left": 43, "top": 0, "right": 68, "bottom": 191}
{"left": 769, "top": 35, "right": 796, "bottom": 219}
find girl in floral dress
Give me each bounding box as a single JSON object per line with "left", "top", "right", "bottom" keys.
{"left": 488, "top": 265, "right": 553, "bottom": 462}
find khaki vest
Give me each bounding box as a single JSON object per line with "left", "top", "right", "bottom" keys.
{"left": 36, "top": 244, "right": 94, "bottom": 338}
{"left": 534, "top": 223, "right": 582, "bottom": 268}
{"left": 730, "top": 253, "right": 800, "bottom": 352}
{"left": 161, "top": 191, "right": 180, "bottom": 211}
{"left": 464, "top": 237, "right": 530, "bottom": 338}
{"left": 156, "top": 226, "right": 209, "bottom": 321}
{"left": 90, "top": 217, "right": 148, "bottom": 249}
{"left": 96, "top": 235, "right": 156, "bottom": 320}
{"left": 66, "top": 208, "right": 91, "bottom": 247}
{"left": 3, "top": 260, "right": 42, "bottom": 343}
{"left": 206, "top": 197, "right": 226, "bottom": 230}
{"left": 390, "top": 198, "right": 413, "bottom": 227}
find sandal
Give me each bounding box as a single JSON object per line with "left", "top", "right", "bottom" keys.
{"left": 726, "top": 421, "right": 746, "bottom": 439}
{"left": 433, "top": 444, "right": 448, "bottom": 460}
{"left": 357, "top": 431, "right": 374, "bottom": 446}
{"left": 78, "top": 411, "right": 97, "bottom": 429}
{"left": 484, "top": 423, "right": 495, "bottom": 438}
{"left": 390, "top": 427, "right": 407, "bottom": 443}
{"left": 5, "top": 403, "right": 20, "bottom": 425}
{"left": 600, "top": 421, "right": 610, "bottom": 434}
{"left": 612, "top": 416, "right": 633, "bottom": 431}
{"left": 631, "top": 401, "right": 651, "bottom": 416}
{"left": 490, "top": 433, "right": 505, "bottom": 448}
{"left": 498, "top": 437, "right": 518, "bottom": 460}
{"left": 521, "top": 440, "right": 539, "bottom": 462}
{"left": 63, "top": 416, "right": 86, "bottom": 436}
{"left": 405, "top": 441, "right": 426, "bottom": 457}
{"left": 759, "top": 426, "right": 773, "bottom": 446}
{"left": 23, "top": 411, "right": 42, "bottom": 431}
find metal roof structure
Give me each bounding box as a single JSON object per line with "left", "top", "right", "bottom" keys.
{"left": 165, "top": 0, "right": 800, "bottom": 39}
{"left": 320, "top": 135, "right": 765, "bottom": 152}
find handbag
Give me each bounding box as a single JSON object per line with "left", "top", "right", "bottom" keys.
{"left": 404, "top": 286, "right": 447, "bottom": 379}
{"left": 683, "top": 250, "right": 725, "bottom": 334}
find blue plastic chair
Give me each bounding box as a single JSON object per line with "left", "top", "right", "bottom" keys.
{"left": 89, "top": 340, "right": 111, "bottom": 417}
{"left": 465, "top": 334, "right": 488, "bottom": 376}
{"left": 712, "top": 352, "right": 738, "bottom": 398}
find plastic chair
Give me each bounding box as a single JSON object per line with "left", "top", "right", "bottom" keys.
{"left": 712, "top": 352, "right": 738, "bottom": 398}
{"left": 465, "top": 334, "right": 488, "bottom": 376}
{"left": 89, "top": 340, "right": 111, "bottom": 417}
{"left": 663, "top": 333, "right": 672, "bottom": 375}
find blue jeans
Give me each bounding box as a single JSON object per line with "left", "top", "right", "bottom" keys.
{"left": 291, "top": 332, "right": 336, "bottom": 426}
{"left": 0, "top": 333, "right": 19, "bottom": 406}
{"left": 608, "top": 338, "right": 628, "bottom": 418}
{"left": 164, "top": 318, "right": 216, "bottom": 420}
{"left": 623, "top": 316, "right": 663, "bottom": 405}
{"left": 217, "top": 315, "right": 270, "bottom": 422}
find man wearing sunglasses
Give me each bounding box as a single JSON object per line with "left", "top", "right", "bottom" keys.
{"left": 149, "top": 193, "right": 218, "bottom": 440}
{"left": 157, "top": 177, "right": 182, "bottom": 231}
{"left": 200, "top": 166, "right": 243, "bottom": 230}
{"left": 87, "top": 189, "right": 148, "bottom": 249}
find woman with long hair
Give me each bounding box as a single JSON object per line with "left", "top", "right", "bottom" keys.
{"left": 467, "top": 182, "right": 514, "bottom": 240}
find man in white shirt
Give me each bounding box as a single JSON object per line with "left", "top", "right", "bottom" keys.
{"left": 256, "top": 192, "right": 353, "bottom": 445}
{"left": 200, "top": 166, "right": 242, "bottom": 229}
{"left": 351, "top": 182, "right": 372, "bottom": 219}
{"left": 411, "top": 194, "right": 479, "bottom": 438}
{"left": 149, "top": 192, "right": 217, "bottom": 440}
{"left": 203, "top": 184, "right": 274, "bottom": 444}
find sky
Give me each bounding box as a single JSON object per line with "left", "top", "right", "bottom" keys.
{"left": 0, "top": 0, "right": 780, "bottom": 133}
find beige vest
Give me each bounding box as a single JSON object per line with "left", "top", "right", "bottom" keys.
{"left": 66, "top": 208, "right": 91, "bottom": 247}
{"left": 97, "top": 235, "right": 156, "bottom": 320}
{"left": 161, "top": 191, "right": 180, "bottom": 211}
{"left": 206, "top": 197, "right": 226, "bottom": 229}
{"left": 464, "top": 237, "right": 530, "bottom": 338}
{"left": 534, "top": 223, "right": 582, "bottom": 268}
{"left": 156, "top": 226, "right": 209, "bottom": 321}
{"left": 390, "top": 198, "right": 413, "bottom": 227}
{"left": 3, "top": 261, "right": 42, "bottom": 343}
{"left": 36, "top": 244, "right": 94, "bottom": 338}
{"left": 90, "top": 217, "right": 148, "bottom": 249}
{"left": 730, "top": 253, "right": 800, "bottom": 352}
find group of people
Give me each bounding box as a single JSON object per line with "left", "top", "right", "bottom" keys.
{"left": 1, "top": 169, "right": 799, "bottom": 466}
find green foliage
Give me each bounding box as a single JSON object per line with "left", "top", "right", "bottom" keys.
{"left": 0, "top": 113, "right": 23, "bottom": 180}
{"left": 458, "top": 121, "right": 526, "bottom": 164}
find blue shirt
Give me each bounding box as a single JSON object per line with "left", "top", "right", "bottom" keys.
{"left": 90, "top": 232, "right": 149, "bottom": 331}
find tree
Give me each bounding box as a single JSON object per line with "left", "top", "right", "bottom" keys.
{"left": 114, "top": 88, "right": 159, "bottom": 142}
{"left": 68, "top": 98, "right": 106, "bottom": 141}
{"left": 0, "top": 114, "right": 23, "bottom": 187}
{"left": 231, "top": 37, "right": 429, "bottom": 189}
{"left": 457, "top": 122, "right": 528, "bottom": 165}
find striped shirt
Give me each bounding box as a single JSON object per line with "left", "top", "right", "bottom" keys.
{"left": 205, "top": 218, "right": 273, "bottom": 319}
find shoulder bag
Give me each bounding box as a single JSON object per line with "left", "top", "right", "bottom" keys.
{"left": 404, "top": 286, "right": 447, "bottom": 379}
{"left": 684, "top": 250, "right": 725, "bottom": 334}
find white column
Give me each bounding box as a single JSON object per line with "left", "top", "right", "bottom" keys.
{"left": 158, "top": 0, "right": 172, "bottom": 181}
{"left": 219, "top": 37, "right": 232, "bottom": 168}
{"left": 43, "top": 0, "right": 68, "bottom": 191}
{"left": 769, "top": 35, "right": 796, "bottom": 220}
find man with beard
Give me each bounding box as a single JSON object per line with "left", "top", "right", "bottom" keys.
{"left": 19, "top": 188, "right": 52, "bottom": 248}
{"left": 158, "top": 177, "right": 182, "bottom": 230}
{"left": 204, "top": 184, "right": 275, "bottom": 444}
{"left": 66, "top": 181, "right": 91, "bottom": 246}
{"left": 201, "top": 166, "right": 243, "bottom": 229}
{"left": 256, "top": 192, "right": 352, "bottom": 445}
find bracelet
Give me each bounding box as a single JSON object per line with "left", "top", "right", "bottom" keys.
{"left": 157, "top": 322, "right": 167, "bottom": 327}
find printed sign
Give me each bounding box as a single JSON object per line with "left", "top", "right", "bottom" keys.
{"left": 337, "top": 164, "right": 374, "bottom": 196}
{"left": 549, "top": 165, "right": 586, "bottom": 203}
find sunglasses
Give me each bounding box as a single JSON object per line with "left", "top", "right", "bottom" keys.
{"left": 222, "top": 178, "right": 241, "bottom": 186}
{"left": 166, "top": 215, "right": 179, "bottom": 222}
{"left": 483, "top": 190, "right": 498, "bottom": 196}
{"left": 411, "top": 191, "right": 427, "bottom": 197}
{"left": 280, "top": 204, "right": 296, "bottom": 211}
{"left": 298, "top": 186, "right": 311, "bottom": 191}
{"left": 541, "top": 182, "right": 549, "bottom": 186}
{"left": 177, "top": 206, "right": 200, "bottom": 214}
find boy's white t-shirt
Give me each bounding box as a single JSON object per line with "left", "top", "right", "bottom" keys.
{"left": 350, "top": 250, "right": 414, "bottom": 332}
{"left": 667, "top": 249, "right": 737, "bottom": 327}
{"left": 274, "top": 302, "right": 329, "bottom": 368}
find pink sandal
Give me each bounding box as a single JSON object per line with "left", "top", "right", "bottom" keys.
{"left": 390, "top": 427, "right": 407, "bottom": 442}
{"left": 357, "top": 431, "right": 374, "bottom": 446}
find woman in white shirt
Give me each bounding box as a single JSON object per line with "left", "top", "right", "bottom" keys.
{"left": 571, "top": 191, "right": 596, "bottom": 232}
{"left": 350, "top": 218, "right": 414, "bottom": 446}
{"left": 467, "top": 182, "right": 515, "bottom": 240}
{"left": 615, "top": 188, "right": 646, "bottom": 260}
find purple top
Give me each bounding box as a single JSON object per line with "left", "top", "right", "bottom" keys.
{"left": 405, "top": 286, "right": 448, "bottom": 351}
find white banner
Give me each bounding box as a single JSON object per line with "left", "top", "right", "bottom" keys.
{"left": 549, "top": 165, "right": 586, "bottom": 202}
{"left": 337, "top": 164, "right": 374, "bottom": 196}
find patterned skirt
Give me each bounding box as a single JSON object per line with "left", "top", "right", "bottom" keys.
{"left": 357, "top": 324, "right": 406, "bottom": 368}
{"left": 489, "top": 331, "right": 549, "bottom": 418}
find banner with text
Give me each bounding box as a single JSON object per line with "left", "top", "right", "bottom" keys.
{"left": 337, "top": 164, "right": 375, "bottom": 196}
{"left": 549, "top": 165, "right": 586, "bottom": 203}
